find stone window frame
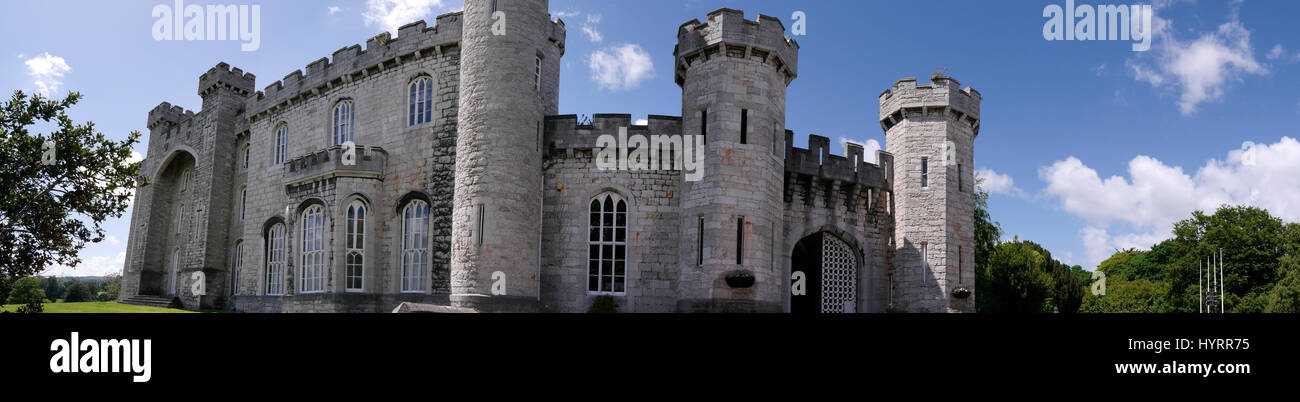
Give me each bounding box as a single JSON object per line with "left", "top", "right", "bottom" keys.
{"left": 239, "top": 186, "right": 247, "bottom": 222}
{"left": 344, "top": 199, "right": 367, "bottom": 293}
{"left": 273, "top": 122, "right": 288, "bottom": 165}
{"left": 332, "top": 98, "right": 355, "bottom": 146}
{"left": 241, "top": 143, "right": 250, "bottom": 170}
{"left": 175, "top": 201, "right": 185, "bottom": 234}
{"left": 587, "top": 191, "right": 628, "bottom": 295}
{"left": 231, "top": 240, "right": 243, "bottom": 296}
{"left": 407, "top": 74, "right": 435, "bottom": 127}
{"left": 168, "top": 248, "right": 180, "bottom": 297}
{"left": 399, "top": 198, "right": 430, "bottom": 293}
{"left": 264, "top": 221, "right": 287, "bottom": 296}
{"left": 299, "top": 204, "right": 327, "bottom": 294}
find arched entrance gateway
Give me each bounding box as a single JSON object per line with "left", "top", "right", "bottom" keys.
{"left": 791, "top": 232, "right": 861, "bottom": 313}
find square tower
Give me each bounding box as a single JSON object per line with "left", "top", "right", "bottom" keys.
{"left": 880, "top": 76, "right": 980, "bottom": 313}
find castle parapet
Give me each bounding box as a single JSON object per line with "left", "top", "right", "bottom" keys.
{"left": 674, "top": 8, "right": 798, "bottom": 86}
{"left": 283, "top": 144, "right": 387, "bottom": 187}
{"left": 784, "top": 132, "right": 892, "bottom": 190}
{"left": 247, "top": 12, "right": 464, "bottom": 120}
{"left": 198, "top": 62, "right": 256, "bottom": 97}
{"left": 878, "top": 75, "right": 981, "bottom": 136}
{"left": 147, "top": 101, "right": 197, "bottom": 130}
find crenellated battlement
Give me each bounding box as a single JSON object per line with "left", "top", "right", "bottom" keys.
{"left": 544, "top": 114, "right": 683, "bottom": 151}
{"left": 147, "top": 101, "right": 197, "bottom": 130}
{"left": 878, "top": 75, "right": 981, "bottom": 136}
{"left": 548, "top": 14, "right": 567, "bottom": 55}
{"left": 784, "top": 132, "right": 892, "bottom": 190}
{"left": 198, "top": 62, "right": 256, "bottom": 98}
{"left": 246, "top": 12, "right": 464, "bottom": 120}
{"left": 674, "top": 8, "right": 799, "bottom": 87}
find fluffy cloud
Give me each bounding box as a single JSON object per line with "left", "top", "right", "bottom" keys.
{"left": 1267, "top": 44, "right": 1286, "bottom": 60}
{"left": 24, "top": 52, "right": 71, "bottom": 96}
{"left": 838, "top": 137, "right": 882, "bottom": 163}
{"left": 42, "top": 251, "right": 127, "bottom": 277}
{"left": 975, "top": 168, "right": 1023, "bottom": 197}
{"left": 588, "top": 44, "right": 654, "bottom": 91}
{"left": 1041, "top": 137, "right": 1300, "bottom": 266}
{"left": 1127, "top": 2, "right": 1267, "bottom": 115}
{"left": 328, "top": 6, "right": 341, "bottom": 15}
{"left": 582, "top": 14, "right": 603, "bottom": 43}
{"left": 363, "top": 0, "right": 448, "bottom": 35}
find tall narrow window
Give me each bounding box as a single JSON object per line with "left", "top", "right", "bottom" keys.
{"left": 921, "top": 157, "right": 929, "bottom": 188}
{"left": 300, "top": 205, "right": 325, "bottom": 293}
{"left": 740, "top": 109, "right": 748, "bottom": 144}
{"left": 231, "top": 241, "right": 243, "bottom": 296}
{"left": 169, "top": 249, "right": 180, "bottom": 296}
{"left": 242, "top": 144, "right": 250, "bottom": 169}
{"left": 265, "top": 223, "right": 285, "bottom": 295}
{"left": 920, "top": 242, "right": 929, "bottom": 281}
{"left": 401, "top": 200, "right": 429, "bottom": 292}
{"left": 700, "top": 109, "right": 708, "bottom": 144}
{"left": 475, "top": 203, "right": 485, "bottom": 248}
{"left": 958, "top": 163, "right": 964, "bottom": 192}
{"left": 697, "top": 217, "right": 704, "bottom": 266}
{"left": 239, "top": 187, "right": 247, "bottom": 221}
{"left": 534, "top": 56, "right": 542, "bottom": 91}
{"left": 273, "top": 123, "right": 287, "bottom": 164}
{"left": 736, "top": 217, "right": 745, "bottom": 265}
{"left": 587, "top": 193, "right": 626, "bottom": 293}
{"left": 175, "top": 203, "right": 184, "bottom": 234}
{"left": 181, "top": 168, "right": 193, "bottom": 192}
{"left": 333, "top": 100, "right": 354, "bottom": 146}
{"left": 346, "top": 201, "right": 366, "bottom": 292}
{"left": 957, "top": 245, "right": 963, "bottom": 285}
{"left": 408, "top": 76, "right": 433, "bottom": 127}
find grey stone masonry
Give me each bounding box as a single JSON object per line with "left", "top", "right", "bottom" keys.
{"left": 120, "top": 2, "right": 982, "bottom": 314}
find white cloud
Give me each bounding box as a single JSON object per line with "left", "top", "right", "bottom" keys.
{"left": 1127, "top": 2, "right": 1267, "bottom": 115}
{"left": 588, "top": 43, "right": 654, "bottom": 91}
{"left": 634, "top": 119, "right": 648, "bottom": 126}
{"left": 838, "top": 137, "right": 882, "bottom": 163}
{"left": 1267, "top": 44, "right": 1286, "bottom": 60}
{"left": 582, "top": 13, "right": 603, "bottom": 43}
{"left": 1041, "top": 137, "right": 1300, "bottom": 266}
{"left": 553, "top": 10, "right": 579, "bottom": 19}
{"left": 329, "top": 6, "right": 341, "bottom": 15}
{"left": 24, "top": 52, "right": 71, "bottom": 96}
{"left": 976, "top": 168, "right": 1024, "bottom": 197}
{"left": 363, "top": 0, "right": 447, "bottom": 35}
{"left": 42, "top": 251, "right": 126, "bottom": 277}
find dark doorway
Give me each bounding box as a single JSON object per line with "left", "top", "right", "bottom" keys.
{"left": 790, "top": 232, "right": 823, "bottom": 313}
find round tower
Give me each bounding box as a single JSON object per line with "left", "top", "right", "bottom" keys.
{"left": 879, "top": 75, "right": 981, "bottom": 313}
{"left": 452, "top": 0, "right": 564, "bottom": 311}
{"left": 674, "top": 9, "right": 798, "bottom": 312}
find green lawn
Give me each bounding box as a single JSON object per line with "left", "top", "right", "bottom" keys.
{"left": 0, "top": 302, "right": 197, "bottom": 313}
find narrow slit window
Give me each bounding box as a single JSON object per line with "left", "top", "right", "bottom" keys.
{"left": 476, "top": 203, "right": 485, "bottom": 248}
{"left": 740, "top": 109, "right": 748, "bottom": 144}
{"left": 697, "top": 217, "right": 704, "bottom": 266}
{"left": 700, "top": 109, "right": 708, "bottom": 144}
{"left": 958, "top": 163, "right": 964, "bottom": 192}
{"left": 921, "top": 157, "right": 929, "bottom": 188}
{"left": 736, "top": 217, "right": 744, "bottom": 265}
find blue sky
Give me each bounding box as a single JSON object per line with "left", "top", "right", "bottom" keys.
{"left": 5, "top": 0, "right": 1299, "bottom": 276}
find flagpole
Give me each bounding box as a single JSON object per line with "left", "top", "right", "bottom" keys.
{"left": 1199, "top": 258, "right": 1203, "bottom": 313}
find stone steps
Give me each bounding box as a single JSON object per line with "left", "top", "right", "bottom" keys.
{"left": 120, "top": 295, "right": 178, "bottom": 309}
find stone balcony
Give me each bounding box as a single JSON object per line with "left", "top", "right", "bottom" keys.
{"left": 283, "top": 144, "right": 387, "bottom": 186}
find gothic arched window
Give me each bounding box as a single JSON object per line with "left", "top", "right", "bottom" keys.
{"left": 408, "top": 76, "right": 433, "bottom": 127}
{"left": 300, "top": 205, "right": 326, "bottom": 293}
{"left": 345, "top": 201, "right": 366, "bottom": 292}
{"left": 333, "top": 100, "right": 354, "bottom": 145}
{"left": 588, "top": 192, "right": 627, "bottom": 294}
{"left": 273, "top": 123, "right": 288, "bottom": 164}
{"left": 265, "top": 223, "right": 285, "bottom": 295}
{"left": 401, "top": 200, "right": 429, "bottom": 292}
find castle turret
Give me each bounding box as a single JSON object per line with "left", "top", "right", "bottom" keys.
{"left": 880, "top": 75, "right": 980, "bottom": 313}
{"left": 674, "top": 9, "right": 797, "bottom": 312}
{"left": 451, "top": 0, "right": 564, "bottom": 311}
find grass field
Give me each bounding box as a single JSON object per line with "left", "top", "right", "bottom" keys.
{"left": 0, "top": 302, "right": 197, "bottom": 313}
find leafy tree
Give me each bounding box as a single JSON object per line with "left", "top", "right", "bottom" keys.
{"left": 1051, "top": 264, "right": 1085, "bottom": 313}
{"left": 1080, "top": 276, "right": 1170, "bottom": 313}
{"left": 99, "top": 273, "right": 121, "bottom": 301}
{"left": 0, "top": 90, "right": 143, "bottom": 279}
{"left": 0, "top": 273, "right": 10, "bottom": 304}
{"left": 972, "top": 179, "right": 1003, "bottom": 312}
{"left": 63, "top": 280, "right": 90, "bottom": 302}
{"left": 8, "top": 276, "right": 46, "bottom": 313}
{"left": 42, "top": 276, "right": 63, "bottom": 301}
{"left": 981, "top": 242, "right": 1052, "bottom": 313}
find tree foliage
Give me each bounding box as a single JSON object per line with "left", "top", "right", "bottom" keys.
{"left": 63, "top": 280, "right": 90, "bottom": 302}
{"left": 0, "top": 90, "right": 143, "bottom": 278}
{"left": 7, "top": 276, "right": 46, "bottom": 313}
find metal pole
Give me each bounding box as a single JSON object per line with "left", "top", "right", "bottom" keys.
{"left": 1221, "top": 248, "right": 1225, "bottom": 314}
{"left": 1199, "top": 258, "right": 1203, "bottom": 313}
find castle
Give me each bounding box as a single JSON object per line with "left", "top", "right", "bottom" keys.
{"left": 118, "top": 0, "right": 981, "bottom": 313}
